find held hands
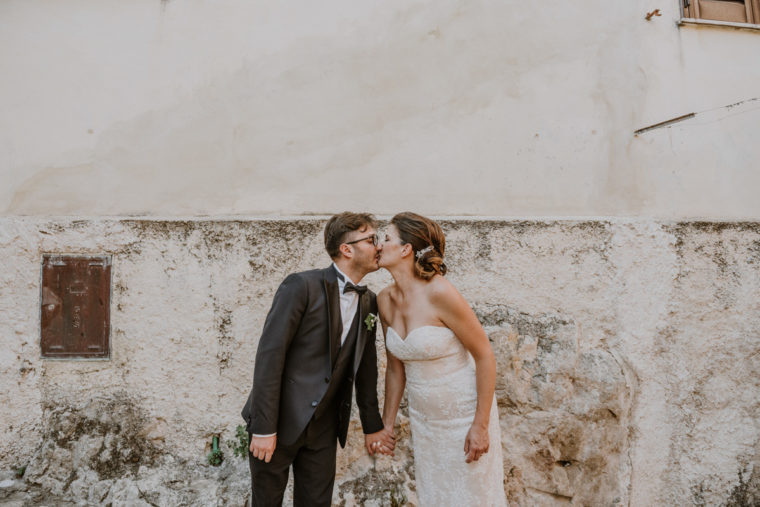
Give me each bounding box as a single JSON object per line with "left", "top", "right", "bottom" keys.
{"left": 249, "top": 434, "right": 277, "bottom": 463}
{"left": 464, "top": 423, "right": 489, "bottom": 463}
{"left": 365, "top": 426, "right": 396, "bottom": 456}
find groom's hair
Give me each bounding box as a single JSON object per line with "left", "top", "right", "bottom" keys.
{"left": 324, "top": 212, "right": 378, "bottom": 259}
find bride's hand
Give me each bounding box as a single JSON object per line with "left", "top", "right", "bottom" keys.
{"left": 464, "top": 424, "right": 489, "bottom": 463}
{"left": 365, "top": 427, "right": 396, "bottom": 456}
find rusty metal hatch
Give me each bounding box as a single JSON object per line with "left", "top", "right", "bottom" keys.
{"left": 41, "top": 255, "right": 111, "bottom": 359}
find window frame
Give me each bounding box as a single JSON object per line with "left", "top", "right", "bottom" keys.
{"left": 680, "top": 0, "right": 760, "bottom": 28}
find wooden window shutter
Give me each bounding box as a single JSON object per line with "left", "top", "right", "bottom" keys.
{"left": 684, "top": 0, "right": 760, "bottom": 24}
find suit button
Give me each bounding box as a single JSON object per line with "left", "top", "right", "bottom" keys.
{"left": 311, "top": 401, "right": 318, "bottom": 407}
{"left": 324, "top": 377, "right": 330, "bottom": 383}
{"left": 347, "top": 377, "right": 353, "bottom": 383}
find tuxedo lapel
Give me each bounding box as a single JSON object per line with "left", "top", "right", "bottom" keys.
{"left": 322, "top": 266, "right": 342, "bottom": 367}
{"left": 353, "top": 291, "right": 370, "bottom": 373}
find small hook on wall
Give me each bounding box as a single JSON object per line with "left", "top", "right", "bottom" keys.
{"left": 646, "top": 9, "right": 662, "bottom": 20}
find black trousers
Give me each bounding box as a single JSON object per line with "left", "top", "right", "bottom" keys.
{"left": 249, "top": 408, "right": 339, "bottom": 507}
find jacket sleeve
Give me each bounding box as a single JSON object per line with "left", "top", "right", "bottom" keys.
{"left": 354, "top": 295, "right": 384, "bottom": 434}
{"left": 244, "top": 273, "right": 308, "bottom": 435}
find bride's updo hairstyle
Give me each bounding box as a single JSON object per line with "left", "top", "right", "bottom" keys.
{"left": 391, "top": 212, "right": 447, "bottom": 280}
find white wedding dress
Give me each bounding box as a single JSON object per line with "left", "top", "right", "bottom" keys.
{"left": 386, "top": 325, "right": 507, "bottom": 506}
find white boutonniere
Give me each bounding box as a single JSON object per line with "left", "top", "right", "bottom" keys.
{"left": 364, "top": 313, "right": 378, "bottom": 331}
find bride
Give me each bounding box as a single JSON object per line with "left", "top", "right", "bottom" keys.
{"left": 376, "top": 212, "right": 507, "bottom": 506}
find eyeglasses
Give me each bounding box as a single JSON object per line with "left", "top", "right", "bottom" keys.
{"left": 344, "top": 234, "right": 378, "bottom": 247}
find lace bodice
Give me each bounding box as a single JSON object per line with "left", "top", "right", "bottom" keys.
{"left": 386, "top": 325, "right": 473, "bottom": 380}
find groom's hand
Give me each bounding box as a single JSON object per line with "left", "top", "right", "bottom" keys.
{"left": 365, "top": 427, "right": 396, "bottom": 456}
{"left": 250, "top": 434, "right": 277, "bottom": 463}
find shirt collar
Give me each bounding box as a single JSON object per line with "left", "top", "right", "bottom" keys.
{"left": 332, "top": 262, "right": 362, "bottom": 288}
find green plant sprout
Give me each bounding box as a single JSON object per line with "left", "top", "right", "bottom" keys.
{"left": 207, "top": 435, "right": 224, "bottom": 466}
{"left": 226, "top": 425, "right": 250, "bottom": 459}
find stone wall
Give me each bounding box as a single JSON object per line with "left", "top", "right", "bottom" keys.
{"left": 0, "top": 218, "right": 758, "bottom": 505}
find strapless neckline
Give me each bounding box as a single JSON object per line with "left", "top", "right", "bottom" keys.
{"left": 387, "top": 325, "right": 452, "bottom": 342}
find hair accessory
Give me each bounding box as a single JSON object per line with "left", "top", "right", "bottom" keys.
{"left": 415, "top": 245, "right": 434, "bottom": 259}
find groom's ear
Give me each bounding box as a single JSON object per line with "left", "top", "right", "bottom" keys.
{"left": 338, "top": 243, "right": 353, "bottom": 259}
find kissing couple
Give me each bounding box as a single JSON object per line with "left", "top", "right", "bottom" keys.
{"left": 241, "top": 212, "right": 507, "bottom": 506}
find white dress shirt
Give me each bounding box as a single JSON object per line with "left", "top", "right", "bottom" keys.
{"left": 332, "top": 262, "right": 362, "bottom": 346}
{"left": 251, "top": 264, "right": 363, "bottom": 438}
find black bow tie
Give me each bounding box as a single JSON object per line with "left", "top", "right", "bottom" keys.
{"left": 343, "top": 282, "right": 368, "bottom": 295}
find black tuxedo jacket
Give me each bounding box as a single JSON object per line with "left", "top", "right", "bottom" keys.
{"left": 241, "top": 266, "right": 384, "bottom": 447}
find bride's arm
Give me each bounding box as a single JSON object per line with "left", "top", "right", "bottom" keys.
{"left": 378, "top": 291, "right": 406, "bottom": 436}
{"left": 382, "top": 343, "right": 406, "bottom": 431}
{"left": 432, "top": 278, "right": 496, "bottom": 463}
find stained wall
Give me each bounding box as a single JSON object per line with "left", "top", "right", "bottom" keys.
{"left": 1, "top": 218, "right": 758, "bottom": 505}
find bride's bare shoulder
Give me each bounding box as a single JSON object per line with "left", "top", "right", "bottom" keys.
{"left": 377, "top": 284, "right": 398, "bottom": 312}
{"left": 426, "top": 275, "right": 463, "bottom": 303}
{"left": 377, "top": 284, "right": 394, "bottom": 300}
{"left": 426, "top": 274, "right": 456, "bottom": 292}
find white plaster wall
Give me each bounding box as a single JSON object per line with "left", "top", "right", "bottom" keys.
{"left": 1, "top": 1, "right": 759, "bottom": 218}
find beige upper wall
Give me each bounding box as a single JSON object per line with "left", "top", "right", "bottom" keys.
{"left": 1, "top": 0, "right": 759, "bottom": 218}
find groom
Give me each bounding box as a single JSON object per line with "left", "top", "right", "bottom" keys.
{"left": 241, "top": 212, "right": 395, "bottom": 506}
